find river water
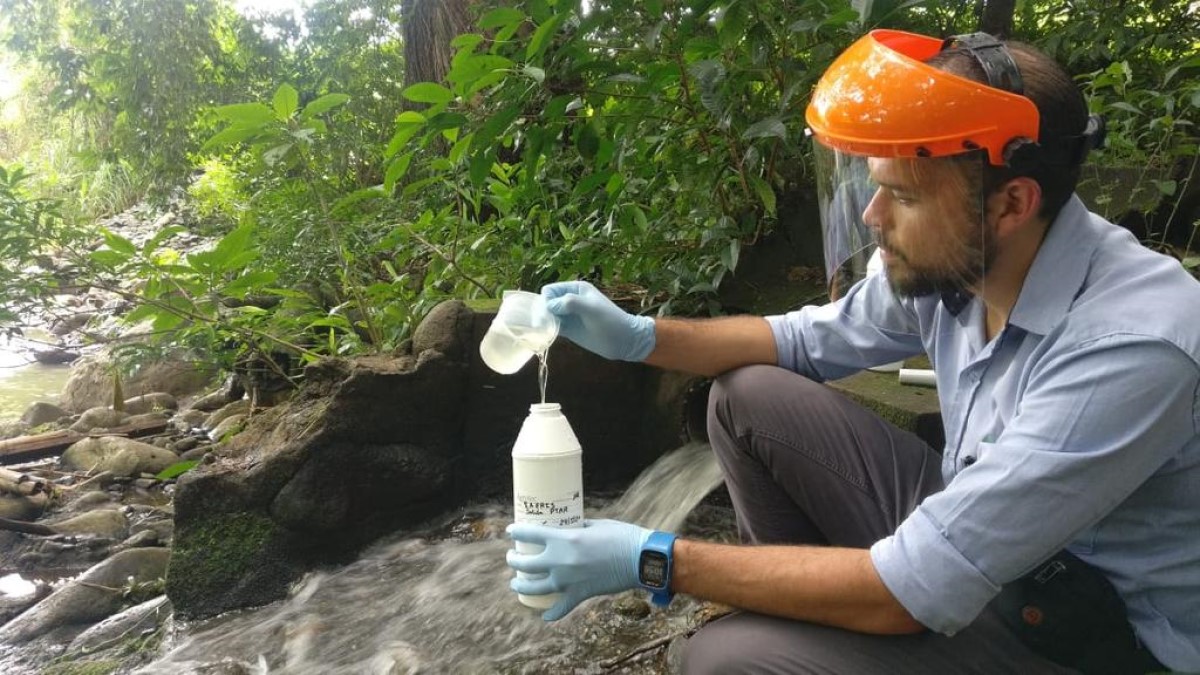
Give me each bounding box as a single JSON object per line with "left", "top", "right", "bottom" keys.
{"left": 126, "top": 443, "right": 728, "bottom": 674}
{"left": 0, "top": 341, "right": 72, "bottom": 420}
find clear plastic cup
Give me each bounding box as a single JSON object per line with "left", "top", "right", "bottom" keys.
{"left": 479, "top": 290, "right": 560, "bottom": 374}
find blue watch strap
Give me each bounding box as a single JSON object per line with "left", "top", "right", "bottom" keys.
{"left": 640, "top": 531, "right": 677, "bottom": 607}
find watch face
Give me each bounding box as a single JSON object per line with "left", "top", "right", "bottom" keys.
{"left": 639, "top": 550, "right": 669, "bottom": 589}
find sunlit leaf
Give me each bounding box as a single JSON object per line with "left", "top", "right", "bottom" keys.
{"left": 273, "top": 83, "right": 299, "bottom": 119}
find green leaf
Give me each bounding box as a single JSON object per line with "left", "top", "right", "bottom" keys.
{"left": 384, "top": 152, "right": 414, "bottom": 193}
{"left": 1182, "top": 257, "right": 1200, "bottom": 270}
{"left": 302, "top": 93, "right": 350, "bottom": 118}
{"left": 262, "top": 143, "right": 294, "bottom": 166}
{"left": 470, "top": 149, "right": 496, "bottom": 187}
{"left": 210, "top": 224, "right": 256, "bottom": 272}
{"left": 90, "top": 250, "right": 128, "bottom": 267}
{"left": 749, "top": 175, "right": 776, "bottom": 216}
{"left": 1152, "top": 179, "right": 1177, "bottom": 196}
{"left": 202, "top": 124, "right": 261, "bottom": 152}
{"left": 402, "top": 82, "right": 454, "bottom": 104}
{"left": 527, "top": 14, "right": 565, "bottom": 61}
{"left": 332, "top": 187, "right": 386, "bottom": 216}
{"left": 142, "top": 225, "right": 187, "bottom": 255}
{"left": 223, "top": 271, "right": 279, "bottom": 299}
{"left": 102, "top": 230, "right": 136, "bottom": 255}
{"left": 156, "top": 460, "right": 199, "bottom": 481}
{"left": 479, "top": 7, "right": 524, "bottom": 29}
{"left": 213, "top": 103, "right": 275, "bottom": 125}
{"left": 522, "top": 65, "right": 546, "bottom": 84}
{"left": 385, "top": 112, "right": 428, "bottom": 159}
{"left": 273, "top": 84, "right": 300, "bottom": 119}
{"left": 1108, "top": 101, "right": 1141, "bottom": 115}
{"left": 742, "top": 117, "right": 787, "bottom": 140}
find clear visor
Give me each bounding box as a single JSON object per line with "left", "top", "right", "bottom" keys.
{"left": 813, "top": 141, "right": 992, "bottom": 301}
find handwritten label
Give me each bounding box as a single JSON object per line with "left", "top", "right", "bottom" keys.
{"left": 515, "top": 490, "right": 583, "bottom": 528}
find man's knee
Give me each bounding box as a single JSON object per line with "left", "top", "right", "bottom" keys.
{"left": 706, "top": 365, "right": 829, "bottom": 443}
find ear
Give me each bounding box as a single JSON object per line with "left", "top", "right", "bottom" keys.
{"left": 989, "top": 176, "right": 1043, "bottom": 238}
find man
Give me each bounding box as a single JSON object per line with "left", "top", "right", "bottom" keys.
{"left": 505, "top": 29, "right": 1200, "bottom": 674}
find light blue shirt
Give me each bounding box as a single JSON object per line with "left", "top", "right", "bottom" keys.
{"left": 766, "top": 196, "right": 1200, "bottom": 671}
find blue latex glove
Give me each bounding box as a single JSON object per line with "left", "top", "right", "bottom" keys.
{"left": 541, "top": 281, "right": 656, "bottom": 362}
{"left": 506, "top": 518, "right": 652, "bottom": 621}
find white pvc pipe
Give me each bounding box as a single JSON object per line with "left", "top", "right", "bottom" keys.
{"left": 898, "top": 368, "right": 937, "bottom": 388}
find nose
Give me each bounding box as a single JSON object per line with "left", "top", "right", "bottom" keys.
{"left": 862, "top": 187, "right": 887, "bottom": 232}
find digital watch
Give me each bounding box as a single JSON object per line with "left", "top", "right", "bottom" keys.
{"left": 637, "top": 531, "right": 677, "bottom": 607}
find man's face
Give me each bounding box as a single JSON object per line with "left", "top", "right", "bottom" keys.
{"left": 864, "top": 157, "right": 994, "bottom": 298}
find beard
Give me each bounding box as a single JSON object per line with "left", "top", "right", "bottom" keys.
{"left": 879, "top": 222, "right": 995, "bottom": 299}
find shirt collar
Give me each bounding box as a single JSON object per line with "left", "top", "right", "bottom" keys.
{"left": 1006, "top": 195, "right": 1098, "bottom": 336}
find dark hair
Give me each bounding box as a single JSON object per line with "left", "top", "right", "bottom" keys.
{"left": 926, "top": 41, "right": 1089, "bottom": 221}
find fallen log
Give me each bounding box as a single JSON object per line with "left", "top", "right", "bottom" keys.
{"left": 0, "top": 467, "right": 50, "bottom": 496}
{"left": 0, "top": 516, "right": 58, "bottom": 536}
{"left": 0, "top": 417, "right": 170, "bottom": 465}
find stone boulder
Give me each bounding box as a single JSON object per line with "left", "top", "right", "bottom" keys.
{"left": 168, "top": 300, "right": 700, "bottom": 619}
{"left": 20, "top": 402, "right": 70, "bottom": 428}
{"left": 69, "top": 406, "right": 128, "bottom": 432}
{"left": 59, "top": 353, "right": 216, "bottom": 413}
{"left": 0, "top": 548, "right": 169, "bottom": 643}
{"left": 61, "top": 437, "right": 179, "bottom": 477}
{"left": 49, "top": 509, "right": 129, "bottom": 540}
{"left": 122, "top": 392, "right": 178, "bottom": 415}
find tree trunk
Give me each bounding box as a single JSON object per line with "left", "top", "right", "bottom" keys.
{"left": 979, "top": 0, "right": 1017, "bottom": 38}
{"left": 401, "top": 0, "right": 476, "bottom": 89}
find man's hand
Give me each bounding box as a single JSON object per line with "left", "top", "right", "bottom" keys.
{"left": 506, "top": 519, "right": 653, "bottom": 621}
{"left": 541, "top": 281, "right": 656, "bottom": 361}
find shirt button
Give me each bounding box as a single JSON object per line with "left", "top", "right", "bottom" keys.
{"left": 963, "top": 455, "right": 977, "bottom": 467}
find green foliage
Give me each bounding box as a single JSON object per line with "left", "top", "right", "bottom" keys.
{"left": 156, "top": 460, "right": 200, "bottom": 481}
{"left": 2, "top": 0, "right": 1195, "bottom": 376}
{"left": 0, "top": 163, "right": 81, "bottom": 327}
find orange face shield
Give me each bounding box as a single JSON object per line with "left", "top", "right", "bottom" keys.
{"left": 805, "top": 30, "right": 1040, "bottom": 166}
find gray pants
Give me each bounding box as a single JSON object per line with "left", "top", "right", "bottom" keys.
{"left": 683, "top": 365, "right": 1075, "bottom": 674}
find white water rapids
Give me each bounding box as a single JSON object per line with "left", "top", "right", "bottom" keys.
{"left": 131, "top": 442, "right": 726, "bottom": 674}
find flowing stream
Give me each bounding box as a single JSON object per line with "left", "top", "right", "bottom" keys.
{"left": 0, "top": 343, "right": 72, "bottom": 420}
{"left": 132, "top": 442, "right": 727, "bottom": 674}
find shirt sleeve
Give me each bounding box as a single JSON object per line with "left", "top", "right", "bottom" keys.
{"left": 870, "top": 334, "right": 1199, "bottom": 634}
{"left": 766, "top": 273, "right": 923, "bottom": 380}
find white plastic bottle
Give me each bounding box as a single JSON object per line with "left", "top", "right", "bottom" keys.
{"left": 511, "top": 402, "right": 584, "bottom": 610}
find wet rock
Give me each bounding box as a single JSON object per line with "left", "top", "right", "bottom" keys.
{"left": 32, "top": 347, "right": 80, "bottom": 365}
{"left": 179, "top": 445, "right": 211, "bottom": 462}
{"left": 50, "top": 311, "right": 95, "bottom": 336}
{"left": 411, "top": 298, "right": 472, "bottom": 361}
{"left": 60, "top": 353, "right": 217, "bottom": 413}
{"left": 171, "top": 436, "right": 201, "bottom": 454}
{"left": 0, "top": 583, "right": 50, "bottom": 626}
{"left": 203, "top": 400, "right": 251, "bottom": 431}
{"left": 65, "top": 491, "right": 115, "bottom": 513}
{"left": 209, "top": 413, "right": 247, "bottom": 441}
{"left": 50, "top": 509, "right": 129, "bottom": 539}
{"left": 130, "top": 517, "right": 174, "bottom": 545}
{"left": 0, "top": 493, "right": 45, "bottom": 521}
{"left": 0, "top": 547, "right": 170, "bottom": 643}
{"left": 124, "top": 412, "right": 172, "bottom": 429}
{"left": 61, "top": 437, "right": 178, "bottom": 478}
{"left": 189, "top": 390, "right": 235, "bottom": 412}
{"left": 612, "top": 593, "right": 652, "bottom": 619}
{"left": 0, "top": 420, "right": 30, "bottom": 440}
{"left": 178, "top": 409, "right": 209, "bottom": 429}
{"left": 69, "top": 407, "right": 128, "bottom": 432}
{"left": 67, "top": 594, "right": 171, "bottom": 654}
{"left": 20, "top": 401, "right": 70, "bottom": 427}
{"left": 123, "top": 393, "right": 178, "bottom": 415}
{"left": 113, "top": 529, "right": 160, "bottom": 551}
